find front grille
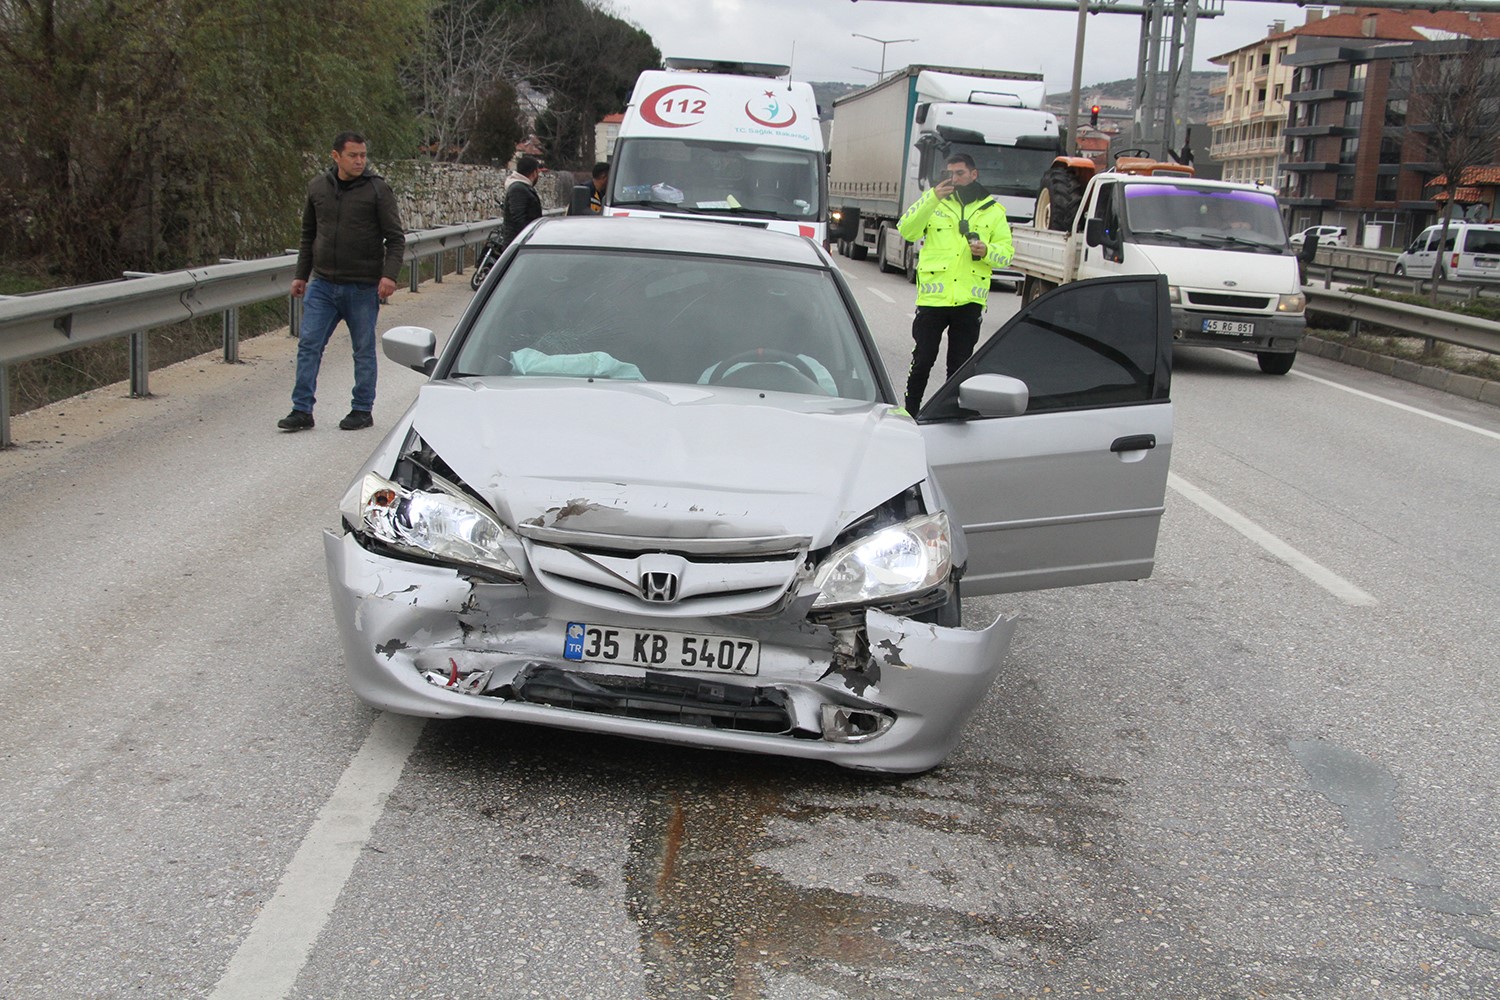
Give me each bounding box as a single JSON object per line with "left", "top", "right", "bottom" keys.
{"left": 1186, "top": 291, "right": 1272, "bottom": 310}
{"left": 510, "top": 664, "right": 795, "bottom": 734}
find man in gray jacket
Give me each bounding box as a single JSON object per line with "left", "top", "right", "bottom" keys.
{"left": 278, "top": 131, "right": 405, "bottom": 432}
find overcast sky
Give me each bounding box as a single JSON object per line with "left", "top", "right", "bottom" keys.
{"left": 607, "top": 0, "right": 1319, "bottom": 90}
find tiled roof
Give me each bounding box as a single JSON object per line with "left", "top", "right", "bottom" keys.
{"left": 1428, "top": 166, "right": 1500, "bottom": 188}
{"left": 1291, "top": 8, "right": 1500, "bottom": 42}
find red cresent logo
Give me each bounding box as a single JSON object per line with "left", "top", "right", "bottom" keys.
{"left": 639, "top": 85, "right": 708, "bottom": 128}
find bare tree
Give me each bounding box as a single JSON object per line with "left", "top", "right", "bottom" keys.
{"left": 1408, "top": 40, "right": 1500, "bottom": 301}
{"left": 404, "top": 0, "right": 537, "bottom": 163}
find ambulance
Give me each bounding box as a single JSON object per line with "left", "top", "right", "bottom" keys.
{"left": 605, "top": 58, "right": 827, "bottom": 243}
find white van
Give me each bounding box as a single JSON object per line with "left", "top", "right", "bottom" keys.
{"left": 605, "top": 58, "right": 826, "bottom": 242}
{"left": 1394, "top": 223, "right": 1500, "bottom": 281}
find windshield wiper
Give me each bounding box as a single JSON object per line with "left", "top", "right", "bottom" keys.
{"left": 612, "top": 198, "right": 684, "bottom": 210}
{"left": 1191, "top": 232, "right": 1283, "bottom": 252}
{"left": 1131, "top": 229, "right": 1199, "bottom": 244}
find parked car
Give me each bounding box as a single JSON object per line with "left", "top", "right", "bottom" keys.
{"left": 1289, "top": 225, "right": 1348, "bottom": 248}
{"left": 1394, "top": 222, "right": 1500, "bottom": 281}
{"left": 323, "top": 217, "right": 1173, "bottom": 773}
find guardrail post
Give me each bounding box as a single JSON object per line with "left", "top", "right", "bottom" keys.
{"left": 223, "top": 307, "right": 240, "bottom": 363}
{"left": 129, "top": 331, "right": 150, "bottom": 397}
{"left": 289, "top": 294, "right": 301, "bottom": 338}
{"left": 408, "top": 261, "right": 419, "bottom": 293}
{"left": 1, "top": 362, "right": 11, "bottom": 449}
{"left": 456, "top": 244, "right": 466, "bottom": 274}
{"left": 434, "top": 250, "right": 443, "bottom": 284}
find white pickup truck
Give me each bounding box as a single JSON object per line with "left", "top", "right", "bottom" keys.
{"left": 1013, "top": 160, "right": 1306, "bottom": 374}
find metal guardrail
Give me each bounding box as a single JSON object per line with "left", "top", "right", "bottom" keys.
{"left": 0, "top": 219, "right": 502, "bottom": 447}
{"left": 1304, "top": 287, "right": 1500, "bottom": 356}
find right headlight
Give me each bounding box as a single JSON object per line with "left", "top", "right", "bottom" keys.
{"left": 1277, "top": 292, "right": 1306, "bottom": 314}
{"left": 355, "top": 472, "right": 521, "bottom": 580}
{"left": 812, "top": 512, "right": 952, "bottom": 609}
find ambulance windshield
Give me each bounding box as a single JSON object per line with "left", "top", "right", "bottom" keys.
{"left": 610, "top": 138, "right": 822, "bottom": 220}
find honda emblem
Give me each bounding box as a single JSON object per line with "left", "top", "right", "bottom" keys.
{"left": 640, "top": 571, "right": 680, "bottom": 604}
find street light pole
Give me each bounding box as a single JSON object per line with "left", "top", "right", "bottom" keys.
{"left": 851, "top": 33, "right": 918, "bottom": 80}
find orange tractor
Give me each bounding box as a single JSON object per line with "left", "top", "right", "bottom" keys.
{"left": 1033, "top": 148, "right": 1196, "bottom": 231}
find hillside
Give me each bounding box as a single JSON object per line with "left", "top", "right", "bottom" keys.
{"left": 1045, "top": 70, "right": 1225, "bottom": 126}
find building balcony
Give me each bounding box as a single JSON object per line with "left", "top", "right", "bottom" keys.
{"left": 1281, "top": 160, "right": 1339, "bottom": 172}
{"left": 1209, "top": 80, "right": 1228, "bottom": 96}
{"left": 1210, "top": 136, "right": 1285, "bottom": 159}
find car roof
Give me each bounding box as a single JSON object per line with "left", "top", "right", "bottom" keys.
{"left": 519, "top": 216, "right": 832, "bottom": 268}
{"left": 1421, "top": 222, "right": 1500, "bottom": 232}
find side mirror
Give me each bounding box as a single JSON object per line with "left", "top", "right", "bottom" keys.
{"left": 956, "top": 373, "right": 1029, "bottom": 417}
{"left": 383, "top": 325, "right": 437, "bottom": 375}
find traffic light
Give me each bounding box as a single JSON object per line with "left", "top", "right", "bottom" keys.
{"left": 1090, "top": 104, "right": 1100, "bottom": 128}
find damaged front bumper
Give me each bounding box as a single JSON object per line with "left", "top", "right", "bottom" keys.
{"left": 324, "top": 530, "right": 1015, "bottom": 773}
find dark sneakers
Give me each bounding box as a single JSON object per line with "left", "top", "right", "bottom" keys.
{"left": 338, "top": 409, "right": 374, "bottom": 431}
{"left": 277, "top": 410, "right": 314, "bottom": 431}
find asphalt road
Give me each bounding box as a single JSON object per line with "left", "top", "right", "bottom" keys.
{"left": 1, "top": 255, "right": 1497, "bottom": 999}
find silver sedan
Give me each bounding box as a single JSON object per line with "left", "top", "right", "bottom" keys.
{"left": 324, "top": 217, "right": 1173, "bottom": 772}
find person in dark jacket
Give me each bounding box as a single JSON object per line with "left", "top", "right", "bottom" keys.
{"left": 1297, "top": 231, "right": 1320, "bottom": 284}
{"left": 589, "top": 161, "right": 608, "bottom": 213}
{"left": 278, "top": 131, "right": 405, "bottom": 432}
{"left": 498, "top": 155, "right": 544, "bottom": 251}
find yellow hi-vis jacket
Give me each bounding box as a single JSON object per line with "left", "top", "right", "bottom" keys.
{"left": 897, "top": 186, "right": 1015, "bottom": 308}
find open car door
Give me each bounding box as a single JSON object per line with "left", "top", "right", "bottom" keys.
{"left": 917, "top": 275, "right": 1173, "bottom": 596}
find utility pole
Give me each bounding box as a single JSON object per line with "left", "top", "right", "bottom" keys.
{"left": 852, "top": 33, "right": 918, "bottom": 80}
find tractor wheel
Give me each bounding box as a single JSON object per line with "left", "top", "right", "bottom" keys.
{"left": 1038, "top": 166, "right": 1083, "bottom": 232}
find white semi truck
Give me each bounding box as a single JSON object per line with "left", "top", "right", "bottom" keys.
{"left": 605, "top": 58, "right": 827, "bottom": 242}
{"left": 1013, "top": 155, "right": 1306, "bottom": 374}
{"left": 827, "top": 66, "right": 1062, "bottom": 282}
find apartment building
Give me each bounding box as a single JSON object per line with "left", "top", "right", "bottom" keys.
{"left": 1211, "top": 6, "right": 1500, "bottom": 248}
{"left": 1208, "top": 20, "right": 1296, "bottom": 188}
{"left": 1282, "top": 9, "right": 1500, "bottom": 248}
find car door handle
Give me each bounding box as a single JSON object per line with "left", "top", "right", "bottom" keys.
{"left": 1110, "top": 434, "right": 1156, "bottom": 453}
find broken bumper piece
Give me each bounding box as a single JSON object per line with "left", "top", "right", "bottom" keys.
{"left": 324, "top": 530, "right": 1016, "bottom": 773}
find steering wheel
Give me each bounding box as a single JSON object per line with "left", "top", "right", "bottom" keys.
{"left": 1114, "top": 147, "right": 1152, "bottom": 160}
{"left": 707, "top": 348, "right": 822, "bottom": 385}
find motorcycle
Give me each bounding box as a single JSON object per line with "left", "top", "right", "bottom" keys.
{"left": 469, "top": 229, "right": 505, "bottom": 290}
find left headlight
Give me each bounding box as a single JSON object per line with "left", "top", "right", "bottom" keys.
{"left": 356, "top": 472, "right": 521, "bottom": 580}
{"left": 812, "top": 512, "right": 952, "bottom": 609}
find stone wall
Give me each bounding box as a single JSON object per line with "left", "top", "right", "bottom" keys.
{"left": 378, "top": 161, "right": 577, "bottom": 228}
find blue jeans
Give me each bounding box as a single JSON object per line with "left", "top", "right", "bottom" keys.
{"left": 292, "top": 278, "right": 380, "bottom": 414}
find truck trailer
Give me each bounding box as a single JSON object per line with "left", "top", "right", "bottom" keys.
{"left": 828, "top": 66, "right": 1061, "bottom": 283}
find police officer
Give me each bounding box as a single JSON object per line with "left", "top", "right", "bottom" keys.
{"left": 896, "top": 153, "right": 1014, "bottom": 414}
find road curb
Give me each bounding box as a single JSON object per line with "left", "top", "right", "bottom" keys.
{"left": 1302, "top": 335, "right": 1500, "bottom": 407}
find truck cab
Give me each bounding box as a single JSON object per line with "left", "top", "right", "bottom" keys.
{"left": 605, "top": 58, "right": 827, "bottom": 243}
{"left": 1018, "top": 159, "right": 1306, "bottom": 375}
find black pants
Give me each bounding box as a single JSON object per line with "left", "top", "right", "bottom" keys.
{"left": 904, "top": 302, "right": 983, "bottom": 413}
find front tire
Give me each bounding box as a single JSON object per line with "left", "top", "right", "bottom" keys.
{"left": 1257, "top": 351, "right": 1296, "bottom": 375}
{"left": 876, "top": 228, "right": 900, "bottom": 274}
{"left": 912, "top": 579, "right": 963, "bottom": 627}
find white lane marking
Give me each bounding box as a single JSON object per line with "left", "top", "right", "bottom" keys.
{"left": 1291, "top": 370, "right": 1500, "bottom": 442}
{"left": 1168, "top": 472, "right": 1378, "bottom": 607}
{"left": 866, "top": 285, "right": 896, "bottom": 304}
{"left": 210, "top": 713, "right": 426, "bottom": 999}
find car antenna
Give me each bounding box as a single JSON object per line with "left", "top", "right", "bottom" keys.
{"left": 786, "top": 42, "right": 795, "bottom": 90}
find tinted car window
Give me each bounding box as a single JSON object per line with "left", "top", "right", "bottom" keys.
{"left": 1464, "top": 230, "right": 1500, "bottom": 254}
{"left": 922, "top": 276, "right": 1169, "bottom": 418}
{"left": 449, "top": 249, "right": 880, "bottom": 401}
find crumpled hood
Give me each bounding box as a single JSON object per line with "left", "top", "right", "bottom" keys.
{"left": 410, "top": 379, "right": 926, "bottom": 547}
{"left": 1126, "top": 242, "right": 1300, "bottom": 298}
